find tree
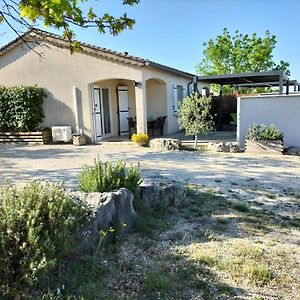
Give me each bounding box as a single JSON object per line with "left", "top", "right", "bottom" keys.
{"left": 0, "top": 0, "right": 139, "bottom": 53}
{"left": 197, "top": 28, "right": 290, "bottom": 93}
{"left": 178, "top": 93, "right": 214, "bottom": 148}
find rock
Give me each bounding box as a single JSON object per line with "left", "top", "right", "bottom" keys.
{"left": 285, "top": 147, "right": 300, "bottom": 156}
{"left": 215, "top": 142, "right": 240, "bottom": 153}
{"left": 138, "top": 179, "right": 186, "bottom": 212}
{"left": 215, "top": 142, "right": 229, "bottom": 152}
{"left": 71, "top": 188, "right": 137, "bottom": 252}
{"left": 229, "top": 143, "right": 240, "bottom": 153}
{"left": 149, "top": 138, "right": 182, "bottom": 151}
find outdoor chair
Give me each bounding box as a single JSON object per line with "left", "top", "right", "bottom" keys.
{"left": 148, "top": 116, "right": 167, "bottom": 136}
{"left": 159, "top": 116, "right": 167, "bottom": 136}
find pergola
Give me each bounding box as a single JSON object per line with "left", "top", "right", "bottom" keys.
{"left": 196, "top": 70, "right": 299, "bottom": 130}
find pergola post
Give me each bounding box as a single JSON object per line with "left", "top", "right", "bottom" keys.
{"left": 217, "top": 84, "right": 223, "bottom": 131}
{"left": 279, "top": 73, "right": 284, "bottom": 95}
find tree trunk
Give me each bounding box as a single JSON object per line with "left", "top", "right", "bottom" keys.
{"left": 194, "top": 134, "right": 198, "bottom": 149}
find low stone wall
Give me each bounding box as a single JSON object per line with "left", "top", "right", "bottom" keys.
{"left": 214, "top": 142, "right": 240, "bottom": 153}
{"left": 149, "top": 138, "right": 182, "bottom": 150}
{"left": 72, "top": 188, "right": 136, "bottom": 252}
{"left": 72, "top": 180, "right": 186, "bottom": 252}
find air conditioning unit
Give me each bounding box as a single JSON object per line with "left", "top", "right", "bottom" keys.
{"left": 51, "top": 126, "right": 72, "bottom": 142}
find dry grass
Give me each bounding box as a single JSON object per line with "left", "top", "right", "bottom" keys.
{"left": 12, "top": 184, "right": 299, "bottom": 299}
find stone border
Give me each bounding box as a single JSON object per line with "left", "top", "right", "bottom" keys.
{"left": 71, "top": 180, "right": 186, "bottom": 252}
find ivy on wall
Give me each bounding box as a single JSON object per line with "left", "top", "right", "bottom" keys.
{"left": 0, "top": 86, "right": 45, "bottom": 131}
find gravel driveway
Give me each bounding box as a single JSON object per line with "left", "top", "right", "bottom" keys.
{"left": 1, "top": 143, "right": 299, "bottom": 194}
{"left": 1, "top": 143, "right": 300, "bottom": 299}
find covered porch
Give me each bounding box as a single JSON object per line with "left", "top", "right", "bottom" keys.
{"left": 89, "top": 77, "right": 168, "bottom": 142}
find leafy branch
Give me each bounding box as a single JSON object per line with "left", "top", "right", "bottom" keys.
{"left": 0, "top": 0, "right": 139, "bottom": 53}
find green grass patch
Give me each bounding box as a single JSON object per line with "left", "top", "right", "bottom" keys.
{"left": 244, "top": 264, "right": 274, "bottom": 286}
{"left": 232, "top": 202, "right": 250, "bottom": 212}
{"left": 217, "top": 217, "right": 230, "bottom": 224}
{"left": 289, "top": 218, "right": 300, "bottom": 228}
{"left": 143, "top": 268, "right": 172, "bottom": 293}
{"left": 265, "top": 193, "right": 276, "bottom": 199}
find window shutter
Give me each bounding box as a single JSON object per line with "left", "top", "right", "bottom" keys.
{"left": 183, "top": 87, "right": 187, "bottom": 99}
{"left": 173, "top": 84, "right": 178, "bottom": 116}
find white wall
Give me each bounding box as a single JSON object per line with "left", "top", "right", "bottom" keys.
{"left": 237, "top": 94, "right": 300, "bottom": 148}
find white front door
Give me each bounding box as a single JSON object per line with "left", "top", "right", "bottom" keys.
{"left": 92, "top": 85, "right": 112, "bottom": 142}
{"left": 117, "top": 86, "right": 129, "bottom": 136}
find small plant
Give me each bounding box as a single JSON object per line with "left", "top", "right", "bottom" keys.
{"left": 78, "top": 159, "right": 141, "bottom": 202}
{"left": 246, "top": 123, "right": 284, "bottom": 141}
{"left": 143, "top": 268, "right": 172, "bottom": 293}
{"left": 0, "top": 181, "right": 91, "bottom": 288}
{"left": 131, "top": 133, "right": 149, "bottom": 146}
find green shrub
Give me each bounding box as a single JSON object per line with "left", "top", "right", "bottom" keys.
{"left": 246, "top": 123, "right": 284, "bottom": 141}
{"left": 78, "top": 159, "right": 141, "bottom": 200}
{"left": 0, "top": 181, "right": 91, "bottom": 288}
{"left": 0, "top": 85, "right": 45, "bottom": 131}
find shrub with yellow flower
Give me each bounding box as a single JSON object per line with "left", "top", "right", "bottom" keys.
{"left": 131, "top": 133, "right": 149, "bottom": 146}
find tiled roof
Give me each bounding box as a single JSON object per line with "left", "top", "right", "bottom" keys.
{"left": 0, "top": 28, "right": 195, "bottom": 79}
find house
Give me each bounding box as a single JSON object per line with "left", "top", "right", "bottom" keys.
{"left": 0, "top": 29, "right": 205, "bottom": 143}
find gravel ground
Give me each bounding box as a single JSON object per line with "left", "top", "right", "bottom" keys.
{"left": 0, "top": 143, "right": 299, "bottom": 192}
{"left": 1, "top": 143, "right": 299, "bottom": 299}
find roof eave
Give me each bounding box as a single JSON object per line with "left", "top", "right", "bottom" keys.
{"left": 0, "top": 28, "right": 196, "bottom": 78}
{"left": 147, "top": 61, "right": 195, "bottom": 79}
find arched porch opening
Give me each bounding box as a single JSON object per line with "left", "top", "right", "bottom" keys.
{"left": 145, "top": 78, "right": 168, "bottom": 135}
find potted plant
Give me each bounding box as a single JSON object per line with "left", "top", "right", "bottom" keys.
{"left": 131, "top": 133, "right": 149, "bottom": 147}
{"left": 245, "top": 123, "right": 284, "bottom": 154}
{"left": 73, "top": 133, "right": 87, "bottom": 146}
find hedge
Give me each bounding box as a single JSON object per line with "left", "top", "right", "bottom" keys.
{"left": 0, "top": 85, "right": 45, "bottom": 131}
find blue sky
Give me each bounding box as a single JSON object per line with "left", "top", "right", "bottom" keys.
{"left": 1, "top": 0, "right": 300, "bottom": 79}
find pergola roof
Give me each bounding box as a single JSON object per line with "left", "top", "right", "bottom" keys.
{"left": 197, "top": 70, "right": 289, "bottom": 86}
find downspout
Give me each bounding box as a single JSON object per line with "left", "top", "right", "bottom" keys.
{"left": 187, "top": 81, "right": 193, "bottom": 96}
{"left": 73, "top": 86, "right": 80, "bottom": 134}
{"left": 187, "top": 76, "right": 198, "bottom": 95}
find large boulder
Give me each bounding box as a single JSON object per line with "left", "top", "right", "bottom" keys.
{"left": 71, "top": 188, "right": 137, "bottom": 252}
{"left": 149, "top": 138, "right": 182, "bottom": 150}
{"left": 138, "top": 179, "right": 186, "bottom": 212}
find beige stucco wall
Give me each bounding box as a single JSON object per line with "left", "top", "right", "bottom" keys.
{"left": 0, "top": 42, "right": 142, "bottom": 141}
{"left": 146, "top": 78, "right": 167, "bottom": 119}
{"left": 0, "top": 40, "right": 195, "bottom": 140}
{"left": 141, "top": 67, "right": 192, "bottom": 134}
{"left": 237, "top": 94, "right": 300, "bottom": 148}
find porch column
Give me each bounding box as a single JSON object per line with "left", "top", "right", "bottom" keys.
{"left": 135, "top": 82, "right": 148, "bottom": 134}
